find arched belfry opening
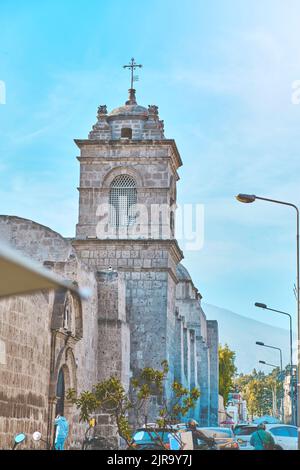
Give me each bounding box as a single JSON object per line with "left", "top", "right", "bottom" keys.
{"left": 109, "top": 175, "right": 137, "bottom": 227}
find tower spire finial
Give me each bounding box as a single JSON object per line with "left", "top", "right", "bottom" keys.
{"left": 123, "top": 58, "right": 142, "bottom": 104}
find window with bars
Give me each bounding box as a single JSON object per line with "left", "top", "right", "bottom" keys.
{"left": 109, "top": 175, "right": 137, "bottom": 227}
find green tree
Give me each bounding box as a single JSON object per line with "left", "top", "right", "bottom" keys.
{"left": 219, "top": 344, "right": 237, "bottom": 405}
{"left": 234, "top": 368, "right": 282, "bottom": 419}
{"left": 67, "top": 360, "right": 200, "bottom": 447}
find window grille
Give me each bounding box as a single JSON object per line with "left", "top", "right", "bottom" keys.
{"left": 109, "top": 175, "right": 137, "bottom": 227}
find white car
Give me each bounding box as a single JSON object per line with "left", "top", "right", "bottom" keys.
{"left": 265, "top": 424, "right": 298, "bottom": 450}
{"left": 234, "top": 424, "right": 258, "bottom": 450}
{"left": 234, "top": 423, "right": 297, "bottom": 450}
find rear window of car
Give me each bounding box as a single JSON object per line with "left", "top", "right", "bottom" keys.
{"left": 234, "top": 426, "right": 257, "bottom": 436}
{"left": 133, "top": 430, "right": 171, "bottom": 443}
{"left": 200, "top": 428, "right": 233, "bottom": 438}
{"left": 287, "top": 427, "right": 298, "bottom": 438}
{"left": 269, "top": 426, "right": 292, "bottom": 437}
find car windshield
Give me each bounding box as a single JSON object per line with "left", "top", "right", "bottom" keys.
{"left": 234, "top": 426, "right": 257, "bottom": 436}
{"left": 133, "top": 430, "right": 171, "bottom": 444}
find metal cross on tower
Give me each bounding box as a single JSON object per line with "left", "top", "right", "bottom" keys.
{"left": 123, "top": 58, "right": 142, "bottom": 90}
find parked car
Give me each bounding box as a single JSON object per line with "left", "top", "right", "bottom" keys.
{"left": 130, "top": 427, "right": 217, "bottom": 450}
{"left": 265, "top": 424, "right": 298, "bottom": 450}
{"left": 129, "top": 428, "right": 174, "bottom": 450}
{"left": 234, "top": 423, "right": 298, "bottom": 450}
{"left": 198, "top": 427, "right": 239, "bottom": 450}
{"left": 233, "top": 424, "right": 258, "bottom": 450}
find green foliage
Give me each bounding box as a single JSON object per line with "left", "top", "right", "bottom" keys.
{"left": 234, "top": 368, "right": 283, "bottom": 419}
{"left": 66, "top": 389, "right": 100, "bottom": 423}
{"left": 219, "top": 344, "right": 237, "bottom": 405}
{"left": 67, "top": 360, "right": 200, "bottom": 447}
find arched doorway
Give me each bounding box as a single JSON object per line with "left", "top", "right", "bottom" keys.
{"left": 55, "top": 368, "right": 65, "bottom": 416}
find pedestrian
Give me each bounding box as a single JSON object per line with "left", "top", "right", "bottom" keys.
{"left": 54, "top": 413, "right": 69, "bottom": 450}
{"left": 187, "top": 419, "right": 215, "bottom": 450}
{"left": 250, "top": 423, "right": 275, "bottom": 450}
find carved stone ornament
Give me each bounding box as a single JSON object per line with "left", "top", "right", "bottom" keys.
{"left": 148, "top": 105, "right": 159, "bottom": 115}
{"left": 97, "top": 105, "right": 108, "bottom": 118}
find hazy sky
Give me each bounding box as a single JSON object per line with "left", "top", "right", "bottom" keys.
{"left": 1, "top": 0, "right": 300, "bottom": 335}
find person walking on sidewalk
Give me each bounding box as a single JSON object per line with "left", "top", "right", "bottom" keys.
{"left": 54, "top": 414, "right": 69, "bottom": 450}
{"left": 250, "top": 423, "right": 275, "bottom": 450}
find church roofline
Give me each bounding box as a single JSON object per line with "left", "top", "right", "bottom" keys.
{"left": 176, "top": 262, "right": 204, "bottom": 300}
{"left": 0, "top": 215, "right": 67, "bottom": 241}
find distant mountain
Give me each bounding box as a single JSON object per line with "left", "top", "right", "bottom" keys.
{"left": 203, "top": 303, "right": 293, "bottom": 374}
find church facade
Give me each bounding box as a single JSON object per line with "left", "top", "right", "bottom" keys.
{"left": 0, "top": 85, "right": 219, "bottom": 448}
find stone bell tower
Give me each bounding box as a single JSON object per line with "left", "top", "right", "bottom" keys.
{"left": 75, "top": 88, "right": 182, "bottom": 241}
{"left": 73, "top": 63, "right": 184, "bottom": 417}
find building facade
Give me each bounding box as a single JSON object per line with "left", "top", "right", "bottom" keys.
{"left": 0, "top": 86, "right": 219, "bottom": 448}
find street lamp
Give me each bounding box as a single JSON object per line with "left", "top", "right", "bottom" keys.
{"left": 255, "top": 302, "right": 294, "bottom": 423}
{"left": 236, "top": 194, "right": 256, "bottom": 203}
{"left": 255, "top": 342, "right": 283, "bottom": 371}
{"left": 259, "top": 360, "right": 279, "bottom": 368}
{"left": 257, "top": 343, "right": 284, "bottom": 421}
{"left": 259, "top": 361, "right": 280, "bottom": 418}
{"left": 236, "top": 193, "right": 299, "bottom": 444}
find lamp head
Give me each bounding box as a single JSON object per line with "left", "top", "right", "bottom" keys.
{"left": 259, "top": 360, "right": 266, "bottom": 364}
{"left": 256, "top": 341, "right": 265, "bottom": 346}
{"left": 255, "top": 302, "right": 267, "bottom": 309}
{"left": 236, "top": 194, "right": 256, "bottom": 203}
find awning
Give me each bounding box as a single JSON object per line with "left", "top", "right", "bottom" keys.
{"left": 0, "top": 242, "right": 89, "bottom": 299}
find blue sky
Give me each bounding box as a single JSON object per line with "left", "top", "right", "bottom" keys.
{"left": 1, "top": 0, "right": 300, "bottom": 337}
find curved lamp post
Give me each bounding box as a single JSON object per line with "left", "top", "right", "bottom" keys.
{"left": 259, "top": 360, "right": 280, "bottom": 418}
{"left": 259, "top": 360, "right": 279, "bottom": 368}
{"left": 256, "top": 341, "right": 283, "bottom": 372}
{"left": 236, "top": 194, "right": 299, "bottom": 440}
{"left": 257, "top": 342, "right": 284, "bottom": 421}
{"left": 255, "top": 302, "right": 294, "bottom": 422}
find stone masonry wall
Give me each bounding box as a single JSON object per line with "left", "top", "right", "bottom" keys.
{"left": 0, "top": 217, "right": 99, "bottom": 449}
{"left": 0, "top": 216, "right": 73, "bottom": 263}
{"left": 48, "top": 258, "right": 99, "bottom": 449}
{"left": 75, "top": 140, "right": 180, "bottom": 240}
{"left": 97, "top": 271, "right": 130, "bottom": 387}
{"left": 0, "top": 292, "right": 53, "bottom": 449}
{"left": 73, "top": 239, "right": 181, "bottom": 424}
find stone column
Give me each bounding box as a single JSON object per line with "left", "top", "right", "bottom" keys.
{"left": 197, "top": 339, "right": 209, "bottom": 425}
{"left": 207, "top": 320, "right": 219, "bottom": 426}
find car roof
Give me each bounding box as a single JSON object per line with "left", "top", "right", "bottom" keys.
{"left": 134, "top": 427, "right": 174, "bottom": 433}
{"left": 198, "top": 427, "right": 234, "bottom": 436}
{"left": 265, "top": 424, "right": 297, "bottom": 429}
{"left": 234, "top": 423, "right": 253, "bottom": 426}
{"left": 235, "top": 424, "right": 257, "bottom": 428}
{"left": 200, "top": 426, "right": 231, "bottom": 430}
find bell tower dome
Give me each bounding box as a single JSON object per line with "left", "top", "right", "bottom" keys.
{"left": 88, "top": 88, "right": 165, "bottom": 141}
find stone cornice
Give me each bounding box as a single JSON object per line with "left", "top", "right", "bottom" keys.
{"left": 76, "top": 156, "right": 180, "bottom": 181}
{"left": 74, "top": 138, "right": 182, "bottom": 169}
{"left": 77, "top": 186, "right": 171, "bottom": 191}
{"left": 71, "top": 238, "right": 183, "bottom": 264}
